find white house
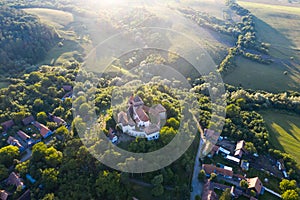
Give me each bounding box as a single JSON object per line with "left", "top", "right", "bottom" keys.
{"left": 117, "top": 95, "right": 166, "bottom": 141}
{"left": 144, "top": 124, "right": 160, "bottom": 140}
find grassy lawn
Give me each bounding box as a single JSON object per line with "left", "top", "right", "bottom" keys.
{"left": 260, "top": 110, "right": 300, "bottom": 168}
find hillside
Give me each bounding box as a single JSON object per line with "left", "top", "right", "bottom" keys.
{"left": 0, "top": 6, "right": 59, "bottom": 74}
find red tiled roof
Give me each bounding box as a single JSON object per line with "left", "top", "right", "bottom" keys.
{"left": 202, "top": 164, "right": 233, "bottom": 177}
{"left": 33, "top": 122, "right": 51, "bottom": 138}
{"left": 22, "top": 116, "right": 35, "bottom": 126}
{"left": 135, "top": 107, "right": 149, "bottom": 122}
{"left": 1, "top": 120, "right": 14, "bottom": 130}
{"left": 247, "top": 177, "right": 263, "bottom": 194}
{"left": 7, "top": 172, "right": 23, "bottom": 188}
{"left": 17, "top": 130, "right": 30, "bottom": 141}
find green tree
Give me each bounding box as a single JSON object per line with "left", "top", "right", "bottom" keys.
{"left": 280, "top": 179, "right": 297, "bottom": 193}
{"left": 240, "top": 179, "right": 249, "bottom": 190}
{"left": 37, "top": 111, "right": 48, "bottom": 124}
{"left": 0, "top": 145, "right": 19, "bottom": 167}
{"left": 41, "top": 168, "right": 59, "bottom": 192}
{"left": 33, "top": 98, "right": 44, "bottom": 112}
{"left": 95, "top": 170, "right": 126, "bottom": 200}
{"left": 32, "top": 142, "right": 47, "bottom": 162}
{"left": 220, "top": 188, "right": 231, "bottom": 200}
{"left": 198, "top": 169, "right": 206, "bottom": 182}
{"left": 42, "top": 193, "right": 56, "bottom": 200}
{"left": 244, "top": 142, "right": 257, "bottom": 154}
{"left": 0, "top": 164, "right": 8, "bottom": 180}
{"left": 282, "top": 190, "right": 300, "bottom": 200}
{"left": 226, "top": 104, "right": 240, "bottom": 118}
{"left": 166, "top": 117, "right": 180, "bottom": 130}
{"left": 152, "top": 184, "right": 164, "bottom": 197}
{"left": 45, "top": 147, "right": 63, "bottom": 168}
{"left": 210, "top": 173, "right": 217, "bottom": 181}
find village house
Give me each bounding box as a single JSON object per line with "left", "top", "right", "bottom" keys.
{"left": 17, "top": 130, "right": 30, "bottom": 141}
{"left": 49, "top": 114, "right": 66, "bottom": 126}
{"left": 226, "top": 155, "right": 241, "bottom": 165}
{"left": 247, "top": 177, "right": 264, "bottom": 195}
{"left": 1, "top": 120, "right": 14, "bottom": 132}
{"left": 22, "top": 115, "right": 35, "bottom": 126}
{"left": 234, "top": 140, "right": 246, "bottom": 158}
{"left": 6, "top": 172, "right": 25, "bottom": 189}
{"left": 32, "top": 122, "right": 52, "bottom": 138}
{"left": 7, "top": 136, "right": 24, "bottom": 151}
{"left": 0, "top": 190, "right": 8, "bottom": 200}
{"left": 117, "top": 95, "right": 166, "bottom": 141}
{"left": 202, "top": 164, "right": 233, "bottom": 179}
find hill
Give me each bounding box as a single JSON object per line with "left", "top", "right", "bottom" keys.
{"left": 0, "top": 6, "right": 59, "bottom": 74}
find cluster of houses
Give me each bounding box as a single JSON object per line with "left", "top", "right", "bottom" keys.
{"left": 1, "top": 114, "right": 67, "bottom": 152}
{"left": 0, "top": 172, "right": 34, "bottom": 200}
{"left": 0, "top": 113, "right": 67, "bottom": 200}
{"left": 202, "top": 163, "right": 264, "bottom": 200}
{"left": 207, "top": 137, "right": 250, "bottom": 171}
{"left": 111, "top": 95, "right": 166, "bottom": 142}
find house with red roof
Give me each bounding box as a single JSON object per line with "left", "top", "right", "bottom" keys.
{"left": 22, "top": 116, "right": 35, "bottom": 126}
{"left": 202, "top": 164, "right": 233, "bottom": 179}
{"left": 1, "top": 120, "right": 14, "bottom": 131}
{"left": 33, "top": 122, "right": 52, "bottom": 138}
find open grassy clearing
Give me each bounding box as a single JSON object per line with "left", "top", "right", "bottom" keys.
{"left": 23, "top": 8, "right": 74, "bottom": 29}
{"left": 0, "top": 81, "right": 9, "bottom": 88}
{"left": 223, "top": 56, "right": 300, "bottom": 92}
{"left": 260, "top": 110, "right": 300, "bottom": 168}
{"left": 239, "top": 1, "right": 300, "bottom": 60}
{"left": 22, "top": 8, "right": 92, "bottom": 66}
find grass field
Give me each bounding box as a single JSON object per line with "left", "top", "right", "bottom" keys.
{"left": 0, "top": 81, "right": 9, "bottom": 88}
{"left": 239, "top": 1, "right": 300, "bottom": 60}
{"left": 223, "top": 56, "right": 300, "bottom": 92}
{"left": 23, "top": 8, "right": 74, "bottom": 29}
{"left": 260, "top": 110, "right": 300, "bottom": 167}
